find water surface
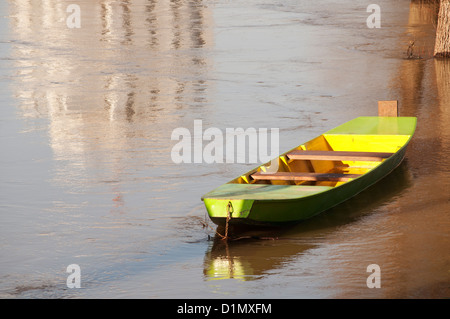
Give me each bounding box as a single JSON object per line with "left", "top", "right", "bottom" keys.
{"left": 0, "top": 0, "right": 448, "bottom": 298}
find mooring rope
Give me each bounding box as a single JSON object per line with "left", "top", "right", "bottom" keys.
{"left": 223, "top": 201, "right": 233, "bottom": 240}
{"left": 201, "top": 214, "right": 226, "bottom": 240}
{"left": 201, "top": 202, "right": 280, "bottom": 241}
{"left": 200, "top": 201, "right": 233, "bottom": 240}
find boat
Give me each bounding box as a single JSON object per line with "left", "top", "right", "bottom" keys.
{"left": 201, "top": 108, "right": 417, "bottom": 228}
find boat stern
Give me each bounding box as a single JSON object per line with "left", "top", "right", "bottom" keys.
{"left": 202, "top": 198, "right": 254, "bottom": 226}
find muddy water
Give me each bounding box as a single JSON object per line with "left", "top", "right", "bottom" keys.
{"left": 0, "top": 0, "right": 448, "bottom": 298}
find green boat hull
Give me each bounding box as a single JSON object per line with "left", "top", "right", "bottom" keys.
{"left": 204, "top": 147, "right": 405, "bottom": 226}
{"left": 202, "top": 116, "right": 417, "bottom": 226}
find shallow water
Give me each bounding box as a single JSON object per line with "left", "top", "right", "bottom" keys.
{"left": 0, "top": 0, "right": 449, "bottom": 298}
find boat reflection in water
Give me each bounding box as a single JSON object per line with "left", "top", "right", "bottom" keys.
{"left": 203, "top": 163, "right": 412, "bottom": 281}
{"left": 204, "top": 236, "right": 314, "bottom": 281}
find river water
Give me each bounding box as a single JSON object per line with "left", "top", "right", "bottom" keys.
{"left": 0, "top": 0, "right": 448, "bottom": 299}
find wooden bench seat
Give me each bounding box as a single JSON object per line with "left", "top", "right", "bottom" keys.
{"left": 251, "top": 171, "right": 362, "bottom": 182}
{"left": 286, "top": 150, "right": 394, "bottom": 162}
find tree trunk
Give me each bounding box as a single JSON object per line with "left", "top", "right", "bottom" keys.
{"left": 434, "top": 0, "right": 450, "bottom": 57}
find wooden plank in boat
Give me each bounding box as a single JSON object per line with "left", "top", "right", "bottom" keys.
{"left": 286, "top": 150, "right": 394, "bottom": 162}
{"left": 251, "top": 171, "right": 362, "bottom": 182}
